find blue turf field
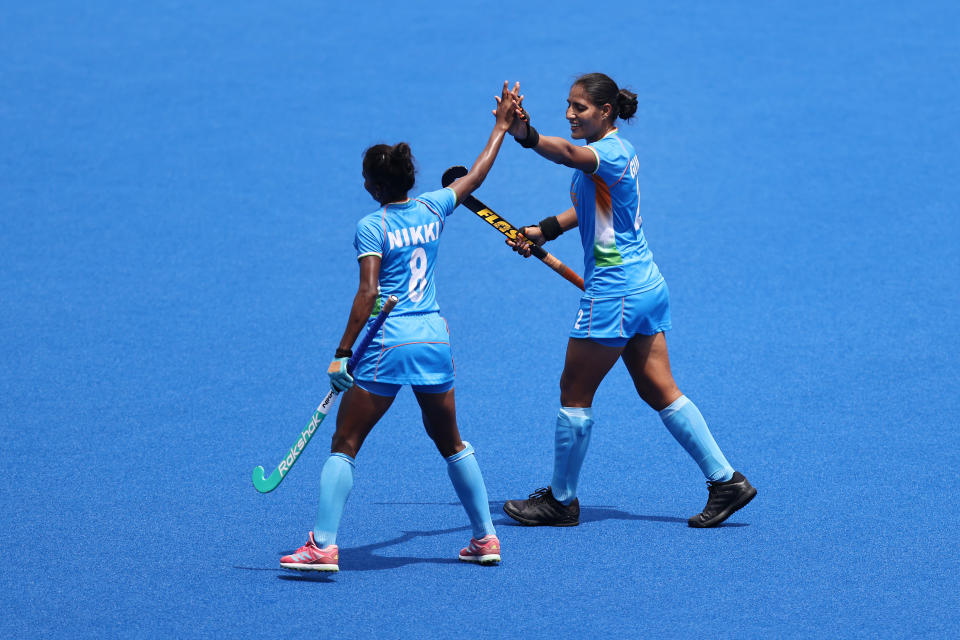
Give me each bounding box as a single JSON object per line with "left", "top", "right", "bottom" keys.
{"left": 2, "top": 2, "right": 959, "bottom": 638}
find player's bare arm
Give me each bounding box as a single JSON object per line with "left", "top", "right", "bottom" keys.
{"left": 523, "top": 134, "right": 598, "bottom": 172}
{"left": 336, "top": 255, "right": 380, "bottom": 353}
{"left": 510, "top": 81, "right": 617, "bottom": 173}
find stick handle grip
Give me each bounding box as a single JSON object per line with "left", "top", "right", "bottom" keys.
{"left": 529, "top": 244, "right": 585, "bottom": 290}
{"left": 347, "top": 295, "right": 398, "bottom": 373}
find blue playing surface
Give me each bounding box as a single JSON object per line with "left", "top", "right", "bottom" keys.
{"left": 2, "top": 2, "right": 958, "bottom": 638}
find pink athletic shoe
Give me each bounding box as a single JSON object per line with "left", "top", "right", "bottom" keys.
{"left": 280, "top": 532, "right": 339, "bottom": 572}
{"left": 458, "top": 535, "right": 501, "bottom": 565}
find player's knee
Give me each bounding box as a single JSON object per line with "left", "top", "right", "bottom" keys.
{"left": 559, "top": 375, "right": 593, "bottom": 407}
{"left": 434, "top": 438, "right": 463, "bottom": 458}
{"left": 330, "top": 432, "right": 361, "bottom": 458}
{"left": 424, "top": 427, "right": 460, "bottom": 457}
{"left": 641, "top": 386, "right": 682, "bottom": 412}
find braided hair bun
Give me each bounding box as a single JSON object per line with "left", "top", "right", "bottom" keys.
{"left": 616, "top": 89, "right": 638, "bottom": 121}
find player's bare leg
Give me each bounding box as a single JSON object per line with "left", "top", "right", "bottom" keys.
{"left": 559, "top": 338, "right": 624, "bottom": 406}
{"left": 415, "top": 387, "right": 463, "bottom": 457}
{"left": 623, "top": 332, "right": 755, "bottom": 527}
{"left": 330, "top": 385, "right": 395, "bottom": 457}
{"left": 416, "top": 388, "right": 500, "bottom": 565}
{"left": 620, "top": 332, "right": 681, "bottom": 411}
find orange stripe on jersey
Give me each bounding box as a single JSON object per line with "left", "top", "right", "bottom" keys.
{"left": 591, "top": 174, "right": 612, "bottom": 214}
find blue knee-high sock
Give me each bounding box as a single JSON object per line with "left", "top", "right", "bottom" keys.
{"left": 445, "top": 442, "right": 496, "bottom": 539}
{"left": 313, "top": 453, "right": 355, "bottom": 547}
{"left": 659, "top": 396, "right": 734, "bottom": 482}
{"left": 551, "top": 406, "right": 594, "bottom": 504}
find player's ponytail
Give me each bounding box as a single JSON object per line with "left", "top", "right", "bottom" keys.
{"left": 574, "top": 72, "right": 637, "bottom": 123}
{"left": 363, "top": 142, "right": 417, "bottom": 203}
{"left": 389, "top": 143, "right": 416, "bottom": 191}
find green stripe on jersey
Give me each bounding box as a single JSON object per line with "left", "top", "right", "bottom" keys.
{"left": 594, "top": 242, "right": 623, "bottom": 267}
{"left": 369, "top": 295, "right": 383, "bottom": 316}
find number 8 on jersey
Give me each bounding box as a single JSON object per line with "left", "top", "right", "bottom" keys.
{"left": 408, "top": 247, "right": 427, "bottom": 302}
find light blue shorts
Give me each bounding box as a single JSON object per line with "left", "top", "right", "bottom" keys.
{"left": 351, "top": 312, "right": 455, "bottom": 397}
{"left": 570, "top": 280, "right": 672, "bottom": 346}
{"left": 355, "top": 378, "right": 454, "bottom": 398}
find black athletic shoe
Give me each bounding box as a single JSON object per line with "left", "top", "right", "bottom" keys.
{"left": 503, "top": 487, "right": 580, "bottom": 527}
{"left": 688, "top": 471, "right": 757, "bottom": 528}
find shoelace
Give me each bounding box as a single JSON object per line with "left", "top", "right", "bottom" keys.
{"left": 298, "top": 541, "right": 319, "bottom": 556}
{"left": 704, "top": 481, "right": 735, "bottom": 509}
{"left": 706, "top": 478, "right": 733, "bottom": 491}
{"left": 472, "top": 538, "right": 497, "bottom": 551}
{"left": 528, "top": 487, "right": 551, "bottom": 502}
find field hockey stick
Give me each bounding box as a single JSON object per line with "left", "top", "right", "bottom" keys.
{"left": 442, "top": 165, "right": 584, "bottom": 291}
{"left": 251, "top": 294, "right": 399, "bottom": 493}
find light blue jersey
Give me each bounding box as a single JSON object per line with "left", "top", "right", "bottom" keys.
{"left": 570, "top": 129, "right": 663, "bottom": 298}
{"left": 354, "top": 187, "right": 457, "bottom": 316}
{"left": 350, "top": 187, "right": 458, "bottom": 391}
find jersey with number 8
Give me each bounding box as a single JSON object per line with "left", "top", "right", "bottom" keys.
{"left": 353, "top": 187, "right": 457, "bottom": 316}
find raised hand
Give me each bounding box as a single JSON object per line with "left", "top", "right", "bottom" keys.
{"left": 509, "top": 90, "right": 529, "bottom": 139}
{"left": 493, "top": 81, "right": 520, "bottom": 129}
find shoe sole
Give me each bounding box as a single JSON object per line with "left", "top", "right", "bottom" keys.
{"left": 502, "top": 503, "right": 579, "bottom": 527}
{"left": 688, "top": 486, "right": 757, "bottom": 528}
{"left": 280, "top": 562, "right": 339, "bottom": 572}
{"left": 459, "top": 554, "right": 501, "bottom": 565}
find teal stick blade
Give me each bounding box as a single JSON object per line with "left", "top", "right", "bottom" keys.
{"left": 249, "top": 393, "right": 334, "bottom": 493}
{"left": 252, "top": 465, "right": 282, "bottom": 493}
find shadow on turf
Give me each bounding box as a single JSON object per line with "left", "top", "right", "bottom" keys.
{"left": 576, "top": 506, "right": 747, "bottom": 527}
{"left": 241, "top": 501, "right": 750, "bottom": 579}
{"left": 277, "top": 572, "right": 336, "bottom": 583}
{"left": 264, "top": 524, "right": 472, "bottom": 575}
{"left": 232, "top": 565, "right": 336, "bottom": 583}
{"left": 375, "top": 500, "right": 750, "bottom": 528}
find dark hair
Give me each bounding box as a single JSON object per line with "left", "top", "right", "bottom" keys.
{"left": 362, "top": 142, "right": 416, "bottom": 200}
{"left": 573, "top": 72, "right": 638, "bottom": 122}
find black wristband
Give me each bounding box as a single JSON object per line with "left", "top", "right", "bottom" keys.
{"left": 538, "top": 215, "right": 563, "bottom": 241}
{"left": 516, "top": 123, "right": 540, "bottom": 149}
{"left": 335, "top": 347, "right": 352, "bottom": 359}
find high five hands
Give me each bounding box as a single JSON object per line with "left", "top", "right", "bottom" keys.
{"left": 492, "top": 81, "right": 522, "bottom": 130}
{"left": 489, "top": 80, "right": 547, "bottom": 257}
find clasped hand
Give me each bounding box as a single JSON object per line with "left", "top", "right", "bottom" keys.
{"left": 506, "top": 225, "right": 545, "bottom": 257}
{"left": 328, "top": 357, "right": 353, "bottom": 392}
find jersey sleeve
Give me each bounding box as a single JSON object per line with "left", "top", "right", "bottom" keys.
{"left": 354, "top": 215, "right": 385, "bottom": 261}
{"left": 588, "top": 137, "right": 629, "bottom": 186}
{"left": 415, "top": 187, "right": 458, "bottom": 224}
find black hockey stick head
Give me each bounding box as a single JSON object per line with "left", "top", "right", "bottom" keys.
{"left": 442, "top": 165, "right": 468, "bottom": 188}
